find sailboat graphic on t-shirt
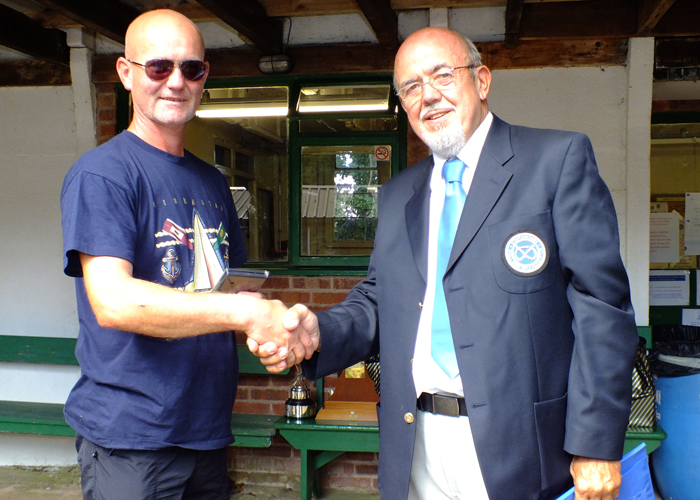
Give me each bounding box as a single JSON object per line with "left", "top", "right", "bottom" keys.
{"left": 192, "top": 211, "right": 227, "bottom": 291}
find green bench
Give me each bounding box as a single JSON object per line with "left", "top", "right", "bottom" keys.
{"left": 0, "top": 335, "right": 285, "bottom": 448}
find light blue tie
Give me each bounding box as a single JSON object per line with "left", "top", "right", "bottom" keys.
{"left": 431, "top": 158, "right": 467, "bottom": 379}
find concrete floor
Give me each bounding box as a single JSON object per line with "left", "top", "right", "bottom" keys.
{"left": 0, "top": 467, "right": 380, "bottom": 500}
{"left": 0, "top": 466, "right": 664, "bottom": 499}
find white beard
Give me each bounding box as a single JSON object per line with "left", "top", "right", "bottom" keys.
{"left": 418, "top": 105, "right": 468, "bottom": 158}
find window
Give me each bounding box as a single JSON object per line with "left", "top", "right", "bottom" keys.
{"left": 301, "top": 145, "right": 391, "bottom": 257}
{"left": 121, "top": 76, "right": 405, "bottom": 271}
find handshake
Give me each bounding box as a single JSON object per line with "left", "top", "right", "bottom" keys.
{"left": 243, "top": 299, "right": 321, "bottom": 373}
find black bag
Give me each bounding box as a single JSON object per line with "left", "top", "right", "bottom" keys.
{"left": 628, "top": 336, "right": 655, "bottom": 428}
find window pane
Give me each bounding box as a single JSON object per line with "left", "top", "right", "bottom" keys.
{"left": 301, "top": 145, "right": 391, "bottom": 257}
{"left": 185, "top": 87, "right": 289, "bottom": 263}
{"left": 298, "top": 85, "right": 391, "bottom": 113}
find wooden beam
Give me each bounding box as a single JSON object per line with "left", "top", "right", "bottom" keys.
{"left": 0, "top": 3, "right": 69, "bottom": 66}
{"left": 0, "top": 60, "right": 71, "bottom": 86}
{"left": 505, "top": 0, "right": 525, "bottom": 48}
{"left": 638, "top": 0, "right": 677, "bottom": 33}
{"left": 650, "top": 0, "right": 700, "bottom": 37}
{"left": 475, "top": 38, "right": 628, "bottom": 69}
{"left": 92, "top": 37, "right": 627, "bottom": 83}
{"left": 391, "top": 0, "right": 585, "bottom": 8}
{"left": 34, "top": 0, "right": 139, "bottom": 45}
{"left": 354, "top": 0, "right": 399, "bottom": 48}
{"left": 520, "top": 0, "right": 637, "bottom": 39}
{"left": 655, "top": 37, "right": 700, "bottom": 68}
{"left": 195, "top": 0, "right": 283, "bottom": 53}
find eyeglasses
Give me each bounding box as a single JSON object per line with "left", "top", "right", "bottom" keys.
{"left": 397, "top": 65, "right": 479, "bottom": 101}
{"left": 127, "top": 59, "right": 209, "bottom": 82}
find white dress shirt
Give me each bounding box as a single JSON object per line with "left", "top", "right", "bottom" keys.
{"left": 412, "top": 112, "right": 494, "bottom": 398}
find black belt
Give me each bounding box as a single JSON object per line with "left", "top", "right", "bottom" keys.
{"left": 417, "top": 393, "right": 468, "bottom": 417}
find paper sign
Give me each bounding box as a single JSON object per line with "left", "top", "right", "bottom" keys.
{"left": 649, "top": 270, "right": 690, "bottom": 306}
{"left": 650, "top": 213, "right": 680, "bottom": 263}
{"left": 684, "top": 193, "right": 700, "bottom": 255}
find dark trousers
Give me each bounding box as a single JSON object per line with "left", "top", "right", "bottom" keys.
{"left": 76, "top": 434, "right": 230, "bottom": 500}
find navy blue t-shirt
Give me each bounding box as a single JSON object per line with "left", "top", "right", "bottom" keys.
{"left": 61, "top": 131, "right": 246, "bottom": 450}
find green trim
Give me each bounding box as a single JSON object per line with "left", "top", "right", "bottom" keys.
{"left": 115, "top": 83, "right": 130, "bottom": 133}
{"left": 237, "top": 345, "right": 289, "bottom": 375}
{"left": 0, "top": 335, "right": 78, "bottom": 365}
{"left": 0, "top": 401, "right": 75, "bottom": 437}
{"left": 0, "top": 335, "right": 287, "bottom": 375}
{"left": 651, "top": 111, "right": 700, "bottom": 124}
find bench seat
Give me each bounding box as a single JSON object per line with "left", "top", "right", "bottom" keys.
{"left": 0, "top": 335, "right": 287, "bottom": 449}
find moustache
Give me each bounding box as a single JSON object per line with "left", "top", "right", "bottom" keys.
{"left": 419, "top": 103, "right": 456, "bottom": 122}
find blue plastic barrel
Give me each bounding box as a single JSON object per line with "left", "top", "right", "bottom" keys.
{"left": 652, "top": 373, "right": 700, "bottom": 500}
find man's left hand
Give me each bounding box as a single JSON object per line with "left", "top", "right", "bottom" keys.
{"left": 570, "top": 456, "right": 621, "bottom": 500}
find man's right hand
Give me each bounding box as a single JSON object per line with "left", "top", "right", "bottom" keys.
{"left": 247, "top": 303, "right": 320, "bottom": 373}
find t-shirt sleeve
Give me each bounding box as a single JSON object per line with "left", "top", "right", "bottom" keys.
{"left": 61, "top": 171, "right": 138, "bottom": 277}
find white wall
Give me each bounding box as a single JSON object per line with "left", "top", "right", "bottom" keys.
{"left": 0, "top": 86, "right": 81, "bottom": 465}
{"left": 0, "top": 86, "right": 81, "bottom": 339}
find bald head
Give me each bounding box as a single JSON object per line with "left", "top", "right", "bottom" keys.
{"left": 394, "top": 28, "right": 481, "bottom": 91}
{"left": 125, "top": 9, "right": 205, "bottom": 62}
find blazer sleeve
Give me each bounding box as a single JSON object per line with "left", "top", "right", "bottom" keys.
{"left": 553, "top": 133, "right": 638, "bottom": 460}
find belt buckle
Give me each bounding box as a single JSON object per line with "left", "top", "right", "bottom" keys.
{"left": 432, "top": 394, "right": 459, "bottom": 417}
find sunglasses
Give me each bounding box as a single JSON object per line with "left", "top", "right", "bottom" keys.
{"left": 127, "top": 58, "right": 209, "bottom": 82}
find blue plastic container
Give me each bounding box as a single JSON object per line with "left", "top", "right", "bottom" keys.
{"left": 652, "top": 373, "right": 700, "bottom": 500}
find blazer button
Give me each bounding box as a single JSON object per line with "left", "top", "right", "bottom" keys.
{"left": 404, "top": 412, "right": 414, "bottom": 424}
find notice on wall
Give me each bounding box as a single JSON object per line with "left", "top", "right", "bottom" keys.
{"left": 684, "top": 193, "right": 700, "bottom": 255}
{"left": 682, "top": 309, "right": 700, "bottom": 327}
{"left": 649, "top": 270, "right": 690, "bottom": 306}
{"left": 650, "top": 213, "right": 680, "bottom": 263}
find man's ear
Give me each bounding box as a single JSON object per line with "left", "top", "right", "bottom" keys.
{"left": 116, "top": 57, "right": 133, "bottom": 91}
{"left": 475, "top": 65, "right": 492, "bottom": 101}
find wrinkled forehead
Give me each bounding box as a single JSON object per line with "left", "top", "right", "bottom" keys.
{"left": 394, "top": 38, "right": 465, "bottom": 87}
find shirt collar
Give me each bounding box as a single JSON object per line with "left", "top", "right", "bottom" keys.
{"left": 431, "top": 111, "right": 493, "bottom": 184}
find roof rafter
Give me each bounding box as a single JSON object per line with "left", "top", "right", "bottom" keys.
{"left": 638, "top": 0, "right": 677, "bottom": 33}
{"left": 0, "top": 3, "right": 69, "bottom": 66}
{"left": 505, "top": 0, "right": 525, "bottom": 48}
{"left": 194, "top": 0, "right": 283, "bottom": 53}
{"left": 354, "top": 0, "right": 399, "bottom": 48}
{"left": 34, "top": 0, "right": 139, "bottom": 45}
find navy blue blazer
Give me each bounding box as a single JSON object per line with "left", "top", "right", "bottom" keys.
{"left": 303, "top": 115, "right": 638, "bottom": 500}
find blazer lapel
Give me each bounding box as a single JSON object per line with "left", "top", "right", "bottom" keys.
{"left": 406, "top": 158, "right": 433, "bottom": 284}
{"left": 448, "top": 116, "right": 514, "bottom": 272}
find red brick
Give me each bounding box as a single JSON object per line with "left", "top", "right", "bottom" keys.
{"left": 250, "top": 388, "right": 289, "bottom": 400}
{"left": 346, "top": 452, "right": 378, "bottom": 462}
{"left": 333, "top": 276, "right": 365, "bottom": 290}
{"left": 311, "top": 292, "right": 349, "bottom": 307}
{"left": 355, "top": 464, "right": 379, "bottom": 475}
{"left": 291, "top": 276, "right": 333, "bottom": 290}
{"left": 329, "top": 475, "right": 372, "bottom": 489}
{"left": 269, "top": 291, "right": 311, "bottom": 305}
{"left": 232, "top": 401, "right": 272, "bottom": 414}
{"left": 263, "top": 276, "right": 291, "bottom": 290}
{"left": 98, "top": 123, "right": 115, "bottom": 137}
{"left": 98, "top": 107, "right": 116, "bottom": 122}
{"left": 97, "top": 92, "right": 115, "bottom": 108}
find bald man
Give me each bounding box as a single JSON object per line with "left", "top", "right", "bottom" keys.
{"left": 60, "top": 10, "right": 311, "bottom": 499}
{"left": 259, "top": 27, "right": 638, "bottom": 500}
